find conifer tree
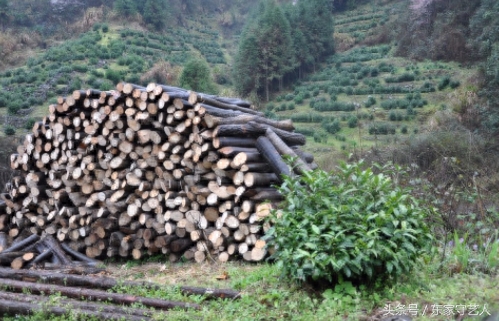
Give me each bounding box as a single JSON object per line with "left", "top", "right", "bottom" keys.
{"left": 296, "top": 0, "right": 335, "bottom": 70}
{"left": 114, "top": 0, "right": 138, "bottom": 17}
{"left": 143, "top": 0, "right": 169, "bottom": 29}
{"left": 233, "top": 0, "right": 293, "bottom": 101}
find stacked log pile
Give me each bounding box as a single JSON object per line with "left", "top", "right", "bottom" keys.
{"left": 1, "top": 82, "right": 316, "bottom": 263}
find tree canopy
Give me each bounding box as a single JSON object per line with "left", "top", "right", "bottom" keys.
{"left": 179, "top": 57, "right": 217, "bottom": 94}
{"left": 233, "top": 0, "right": 334, "bottom": 100}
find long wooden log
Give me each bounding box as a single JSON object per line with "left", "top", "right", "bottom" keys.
{"left": 255, "top": 136, "right": 292, "bottom": 178}
{"left": 214, "top": 122, "right": 305, "bottom": 146}
{"left": 265, "top": 128, "right": 311, "bottom": 174}
{"left": 1, "top": 234, "right": 39, "bottom": 254}
{"left": 0, "top": 291, "right": 155, "bottom": 320}
{"left": 199, "top": 104, "right": 244, "bottom": 118}
{"left": 190, "top": 92, "right": 251, "bottom": 108}
{"left": 0, "top": 232, "right": 7, "bottom": 252}
{"left": 0, "top": 267, "right": 241, "bottom": 299}
{"left": 213, "top": 137, "right": 256, "bottom": 149}
{"left": 249, "top": 121, "right": 306, "bottom": 146}
{"left": 204, "top": 115, "right": 294, "bottom": 131}
{"left": 0, "top": 297, "right": 152, "bottom": 321}
{"left": 0, "top": 278, "right": 199, "bottom": 310}
{"left": 61, "top": 243, "right": 101, "bottom": 266}
{"left": 191, "top": 92, "right": 262, "bottom": 116}
{"left": 42, "top": 235, "right": 73, "bottom": 266}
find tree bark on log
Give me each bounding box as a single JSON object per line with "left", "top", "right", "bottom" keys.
{"left": 255, "top": 136, "right": 292, "bottom": 178}
{"left": 0, "top": 291, "right": 154, "bottom": 320}
{"left": 0, "top": 267, "right": 241, "bottom": 299}
{"left": 0, "top": 297, "right": 153, "bottom": 321}
{"left": 0, "top": 278, "right": 199, "bottom": 310}
{"left": 265, "top": 128, "right": 311, "bottom": 174}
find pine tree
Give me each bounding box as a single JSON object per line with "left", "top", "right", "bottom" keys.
{"left": 296, "top": 0, "right": 335, "bottom": 69}
{"left": 233, "top": 0, "right": 293, "bottom": 101}
{"left": 114, "top": 0, "right": 138, "bottom": 17}
{"left": 471, "top": 0, "right": 499, "bottom": 132}
{"left": 0, "top": 0, "right": 9, "bottom": 26}
{"left": 143, "top": 0, "right": 169, "bottom": 29}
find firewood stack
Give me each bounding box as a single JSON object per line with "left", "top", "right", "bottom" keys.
{"left": 0, "top": 82, "right": 316, "bottom": 263}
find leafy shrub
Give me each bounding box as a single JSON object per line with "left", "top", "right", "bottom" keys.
{"left": 294, "top": 94, "right": 304, "bottom": 104}
{"left": 389, "top": 111, "right": 404, "bottom": 121}
{"left": 385, "top": 73, "right": 415, "bottom": 83}
{"left": 4, "top": 125, "right": 15, "bottom": 136}
{"left": 24, "top": 118, "right": 37, "bottom": 130}
{"left": 401, "top": 126, "right": 408, "bottom": 134}
{"left": 313, "top": 101, "right": 355, "bottom": 112}
{"left": 321, "top": 119, "right": 341, "bottom": 134}
{"left": 364, "top": 96, "right": 376, "bottom": 108}
{"left": 449, "top": 80, "right": 460, "bottom": 89}
{"left": 368, "top": 123, "right": 396, "bottom": 135}
{"left": 347, "top": 116, "right": 358, "bottom": 128}
{"left": 313, "top": 129, "right": 328, "bottom": 143}
{"left": 266, "top": 161, "right": 432, "bottom": 283}
{"left": 438, "top": 76, "right": 450, "bottom": 90}
{"left": 295, "top": 127, "right": 315, "bottom": 137}
{"left": 285, "top": 93, "right": 294, "bottom": 101}
{"left": 105, "top": 69, "right": 122, "bottom": 84}
{"left": 290, "top": 113, "right": 329, "bottom": 123}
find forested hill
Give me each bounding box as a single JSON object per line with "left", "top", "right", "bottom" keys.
{"left": 0, "top": 0, "right": 499, "bottom": 138}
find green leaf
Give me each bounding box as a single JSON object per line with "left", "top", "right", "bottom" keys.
{"left": 304, "top": 242, "right": 317, "bottom": 250}
{"left": 386, "top": 261, "right": 393, "bottom": 273}
{"left": 311, "top": 225, "right": 321, "bottom": 235}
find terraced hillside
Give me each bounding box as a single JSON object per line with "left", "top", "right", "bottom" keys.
{"left": 267, "top": 1, "right": 477, "bottom": 167}
{"left": 0, "top": 22, "right": 230, "bottom": 131}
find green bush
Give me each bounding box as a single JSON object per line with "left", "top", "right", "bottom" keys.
{"left": 24, "top": 118, "right": 37, "bottom": 130}
{"left": 294, "top": 94, "right": 304, "bottom": 104}
{"left": 449, "top": 80, "right": 460, "bottom": 89}
{"left": 266, "top": 161, "right": 432, "bottom": 283}
{"left": 105, "top": 69, "right": 122, "bottom": 84}
{"left": 368, "top": 123, "right": 396, "bottom": 135}
{"left": 364, "top": 96, "right": 376, "bottom": 108}
{"left": 4, "top": 125, "right": 15, "bottom": 136}
{"left": 438, "top": 76, "right": 450, "bottom": 90}
{"left": 321, "top": 119, "right": 341, "bottom": 134}
{"left": 313, "top": 129, "right": 328, "bottom": 143}
{"left": 347, "top": 116, "right": 358, "bottom": 128}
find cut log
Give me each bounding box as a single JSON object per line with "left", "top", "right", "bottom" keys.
{"left": 255, "top": 136, "right": 292, "bottom": 178}
{"left": 265, "top": 128, "right": 310, "bottom": 174}
{"left": 0, "top": 291, "right": 154, "bottom": 320}
{"left": 0, "top": 278, "right": 199, "bottom": 310}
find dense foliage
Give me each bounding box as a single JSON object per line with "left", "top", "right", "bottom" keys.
{"left": 179, "top": 57, "right": 217, "bottom": 94}
{"left": 390, "top": 0, "right": 499, "bottom": 135}
{"left": 470, "top": 0, "right": 499, "bottom": 133}
{"left": 233, "top": 0, "right": 335, "bottom": 100}
{"left": 266, "top": 161, "right": 432, "bottom": 283}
